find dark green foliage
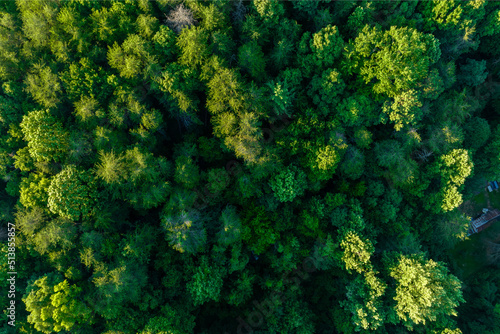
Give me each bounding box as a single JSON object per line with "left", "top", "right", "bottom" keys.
{"left": 459, "top": 58, "right": 488, "bottom": 87}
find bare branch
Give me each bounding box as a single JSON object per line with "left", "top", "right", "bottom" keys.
{"left": 165, "top": 4, "right": 196, "bottom": 34}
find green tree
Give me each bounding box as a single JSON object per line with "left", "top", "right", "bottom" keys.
{"left": 388, "top": 254, "right": 465, "bottom": 329}
{"left": 438, "top": 149, "right": 473, "bottom": 186}
{"left": 311, "top": 24, "right": 344, "bottom": 69}
{"left": 139, "top": 304, "right": 195, "bottom": 334}
{"left": 269, "top": 165, "right": 307, "bottom": 203}
{"left": 174, "top": 155, "right": 200, "bottom": 189}
{"left": 463, "top": 117, "right": 491, "bottom": 151}
{"left": 91, "top": 260, "right": 148, "bottom": 319}
{"left": 25, "top": 64, "right": 62, "bottom": 108}
{"left": 162, "top": 206, "right": 206, "bottom": 254}
{"left": 216, "top": 205, "right": 242, "bottom": 247}
{"left": 47, "top": 165, "right": 98, "bottom": 221}
{"left": 187, "top": 256, "right": 225, "bottom": 306}
{"left": 374, "top": 140, "right": 405, "bottom": 168}
{"left": 459, "top": 58, "right": 488, "bottom": 87}
{"left": 207, "top": 168, "right": 230, "bottom": 195}
{"left": 340, "top": 271, "right": 387, "bottom": 332}
{"left": 238, "top": 40, "right": 266, "bottom": 81}
{"left": 19, "top": 173, "right": 50, "bottom": 209}
{"left": 242, "top": 204, "right": 278, "bottom": 255}
{"left": 308, "top": 68, "right": 345, "bottom": 116}
{"left": 340, "top": 147, "right": 365, "bottom": 180}
{"left": 23, "top": 273, "right": 93, "bottom": 333}
{"left": 428, "top": 121, "right": 465, "bottom": 155}
{"left": 177, "top": 25, "right": 209, "bottom": 68}
{"left": 382, "top": 89, "right": 423, "bottom": 131}
{"left": 339, "top": 230, "right": 374, "bottom": 274}
{"left": 107, "top": 34, "right": 154, "bottom": 80}
{"left": 481, "top": 125, "right": 500, "bottom": 178}
{"left": 344, "top": 25, "right": 441, "bottom": 97}
{"left": 20, "top": 109, "right": 69, "bottom": 162}
{"left": 337, "top": 93, "right": 378, "bottom": 127}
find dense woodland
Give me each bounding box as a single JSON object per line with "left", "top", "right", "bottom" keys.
{"left": 1, "top": 0, "right": 500, "bottom": 333}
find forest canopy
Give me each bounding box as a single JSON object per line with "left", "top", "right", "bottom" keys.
{"left": 1, "top": 0, "right": 500, "bottom": 333}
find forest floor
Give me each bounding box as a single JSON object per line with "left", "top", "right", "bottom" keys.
{"left": 460, "top": 187, "right": 500, "bottom": 218}
{"left": 452, "top": 187, "right": 500, "bottom": 277}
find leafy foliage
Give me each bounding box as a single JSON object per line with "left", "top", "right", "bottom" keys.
{"left": 2, "top": 1, "right": 499, "bottom": 333}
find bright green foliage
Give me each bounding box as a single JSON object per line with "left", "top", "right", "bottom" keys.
{"left": 177, "top": 26, "right": 209, "bottom": 67}
{"left": 389, "top": 254, "right": 465, "bottom": 329}
{"left": 13, "top": 146, "right": 34, "bottom": 172}
{"left": 438, "top": 149, "right": 473, "bottom": 186}
{"left": 15, "top": 206, "right": 46, "bottom": 238}
{"left": 187, "top": 256, "right": 225, "bottom": 305}
{"left": 60, "top": 58, "right": 110, "bottom": 102}
{"left": 206, "top": 67, "right": 247, "bottom": 116}
{"left": 304, "top": 143, "right": 345, "bottom": 182}
{"left": 19, "top": 173, "right": 50, "bottom": 209}
{"left": 20, "top": 109, "right": 69, "bottom": 162}
{"left": 345, "top": 25, "right": 441, "bottom": 97}
{"left": 269, "top": 165, "right": 307, "bottom": 202}
{"left": 108, "top": 34, "right": 153, "bottom": 79}
{"left": 383, "top": 89, "right": 423, "bottom": 131}
{"left": 2, "top": 1, "right": 499, "bottom": 332}
{"left": 95, "top": 150, "right": 126, "bottom": 185}
{"left": 440, "top": 185, "right": 463, "bottom": 212}
{"left": 311, "top": 25, "right": 343, "bottom": 68}
{"left": 136, "top": 14, "right": 159, "bottom": 39}
{"left": 24, "top": 63, "right": 62, "bottom": 108}
{"left": 339, "top": 230, "right": 374, "bottom": 273}
{"left": 73, "top": 96, "right": 103, "bottom": 127}
{"left": 47, "top": 165, "right": 97, "bottom": 221}
{"left": 23, "top": 273, "right": 93, "bottom": 333}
